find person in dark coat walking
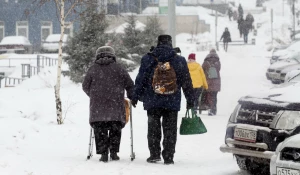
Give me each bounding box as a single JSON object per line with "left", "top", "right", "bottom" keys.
{"left": 238, "top": 4, "right": 244, "bottom": 18}
{"left": 245, "top": 12, "right": 255, "bottom": 31}
{"left": 82, "top": 46, "right": 134, "bottom": 162}
{"left": 233, "top": 10, "right": 238, "bottom": 21}
{"left": 242, "top": 21, "right": 250, "bottom": 43}
{"left": 202, "top": 49, "right": 221, "bottom": 116}
{"left": 228, "top": 7, "right": 233, "bottom": 21}
{"left": 132, "top": 35, "right": 194, "bottom": 165}
{"left": 220, "top": 27, "right": 231, "bottom": 52}
{"left": 237, "top": 16, "right": 244, "bottom": 38}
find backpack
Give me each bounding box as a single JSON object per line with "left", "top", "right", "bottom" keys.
{"left": 152, "top": 57, "right": 177, "bottom": 95}
{"left": 207, "top": 62, "right": 219, "bottom": 79}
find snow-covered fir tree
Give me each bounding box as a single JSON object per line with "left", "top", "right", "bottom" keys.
{"left": 142, "top": 15, "right": 164, "bottom": 48}
{"left": 123, "top": 15, "right": 147, "bottom": 63}
{"left": 64, "top": 6, "right": 108, "bottom": 83}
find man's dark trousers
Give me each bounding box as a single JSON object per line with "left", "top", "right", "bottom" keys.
{"left": 147, "top": 108, "right": 178, "bottom": 161}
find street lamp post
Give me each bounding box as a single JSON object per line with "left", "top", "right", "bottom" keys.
{"left": 139, "top": 0, "right": 142, "bottom": 14}
{"left": 168, "top": 0, "right": 176, "bottom": 47}
{"left": 293, "top": 0, "right": 296, "bottom": 40}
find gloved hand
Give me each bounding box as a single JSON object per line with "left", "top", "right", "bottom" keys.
{"left": 131, "top": 100, "right": 138, "bottom": 108}
{"left": 186, "top": 102, "right": 194, "bottom": 110}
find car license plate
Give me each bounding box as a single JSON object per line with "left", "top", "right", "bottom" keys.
{"left": 234, "top": 128, "right": 257, "bottom": 142}
{"left": 277, "top": 167, "right": 300, "bottom": 175}
{"left": 274, "top": 74, "right": 281, "bottom": 79}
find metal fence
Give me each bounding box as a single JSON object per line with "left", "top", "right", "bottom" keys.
{"left": 0, "top": 55, "right": 58, "bottom": 88}
{"left": 0, "top": 75, "right": 24, "bottom": 88}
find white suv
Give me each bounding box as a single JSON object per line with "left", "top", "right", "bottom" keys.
{"left": 270, "top": 134, "right": 300, "bottom": 175}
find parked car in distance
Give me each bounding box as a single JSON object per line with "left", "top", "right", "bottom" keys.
{"left": 41, "top": 34, "right": 68, "bottom": 53}
{"left": 0, "top": 36, "right": 33, "bottom": 54}
{"left": 284, "top": 70, "right": 300, "bottom": 83}
{"left": 278, "top": 66, "right": 300, "bottom": 83}
{"left": 220, "top": 82, "right": 300, "bottom": 175}
{"left": 271, "top": 41, "right": 300, "bottom": 64}
{"left": 270, "top": 134, "right": 300, "bottom": 175}
{"left": 266, "top": 52, "right": 300, "bottom": 83}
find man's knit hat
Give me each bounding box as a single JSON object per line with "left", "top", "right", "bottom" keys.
{"left": 157, "top": 35, "right": 172, "bottom": 47}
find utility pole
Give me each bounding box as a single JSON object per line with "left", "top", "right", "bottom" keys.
{"left": 283, "top": 0, "right": 284, "bottom": 16}
{"left": 215, "top": 10, "right": 218, "bottom": 50}
{"left": 139, "top": 0, "right": 142, "bottom": 14}
{"left": 211, "top": 0, "right": 214, "bottom": 14}
{"left": 168, "top": 0, "right": 176, "bottom": 47}
{"left": 271, "top": 9, "right": 274, "bottom": 46}
{"left": 293, "top": 0, "right": 296, "bottom": 40}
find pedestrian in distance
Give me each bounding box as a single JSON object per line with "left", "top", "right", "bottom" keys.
{"left": 202, "top": 49, "right": 221, "bottom": 116}
{"left": 237, "top": 16, "right": 244, "bottom": 38}
{"left": 220, "top": 27, "right": 231, "bottom": 52}
{"left": 245, "top": 12, "right": 255, "bottom": 32}
{"left": 233, "top": 10, "right": 238, "bottom": 21}
{"left": 242, "top": 20, "right": 250, "bottom": 44}
{"left": 82, "top": 46, "right": 134, "bottom": 163}
{"left": 132, "top": 35, "right": 194, "bottom": 165}
{"left": 238, "top": 3, "right": 244, "bottom": 18}
{"left": 187, "top": 53, "right": 208, "bottom": 111}
{"left": 228, "top": 7, "right": 233, "bottom": 21}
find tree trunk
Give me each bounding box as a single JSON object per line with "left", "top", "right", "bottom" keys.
{"left": 55, "top": 0, "right": 65, "bottom": 125}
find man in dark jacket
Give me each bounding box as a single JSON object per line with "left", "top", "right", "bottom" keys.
{"left": 202, "top": 49, "right": 221, "bottom": 116}
{"left": 132, "top": 35, "right": 194, "bottom": 165}
{"left": 82, "top": 46, "right": 134, "bottom": 162}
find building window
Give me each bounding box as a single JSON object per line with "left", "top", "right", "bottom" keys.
{"left": 41, "top": 21, "right": 53, "bottom": 42}
{"left": 0, "top": 21, "right": 4, "bottom": 42}
{"left": 64, "top": 22, "right": 73, "bottom": 37}
{"left": 16, "top": 21, "right": 29, "bottom": 38}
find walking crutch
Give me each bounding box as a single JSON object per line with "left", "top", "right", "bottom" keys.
{"left": 86, "top": 127, "right": 94, "bottom": 160}
{"left": 130, "top": 103, "right": 136, "bottom": 161}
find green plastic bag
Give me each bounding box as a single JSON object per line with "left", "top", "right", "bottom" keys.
{"left": 179, "top": 109, "right": 207, "bottom": 135}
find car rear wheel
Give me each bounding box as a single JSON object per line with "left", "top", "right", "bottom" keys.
{"left": 235, "top": 155, "right": 270, "bottom": 175}
{"left": 271, "top": 80, "right": 281, "bottom": 84}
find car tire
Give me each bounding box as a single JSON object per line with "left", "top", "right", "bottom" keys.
{"left": 271, "top": 80, "right": 280, "bottom": 84}
{"left": 235, "top": 155, "right": 270, "bottom": 175}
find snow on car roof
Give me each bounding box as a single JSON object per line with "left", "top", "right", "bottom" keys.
{"left": 0, "top": 36, "right": 31, "bottom": 46}
{"left": 287, "top": 41, "right": 300, "bottom": 51}
{"left": 45, "top": 34, "right": 68, "bottom": 42}
{"left": 240, "top": 82, "right": 300, "bottom": 107}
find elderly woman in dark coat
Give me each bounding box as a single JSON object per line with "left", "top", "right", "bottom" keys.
{"left": 82, "top": 46, "right": 134, "bottom": 162}
{"left": 202, "top": 49, "right": 221, "bottom": 116}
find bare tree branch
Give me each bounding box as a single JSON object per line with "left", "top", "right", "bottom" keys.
{"left": 65, "top": 1, "right": 78, "bottom": 18}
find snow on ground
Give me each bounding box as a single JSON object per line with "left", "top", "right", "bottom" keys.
{"left": 0, "top": 0, "right": 288, "bottom": 174}
{"left": 0, "top": 40, "right": 272, "bottom": 175}
{"left": 0, "top": 45, "right": 271, "bottom": 175}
